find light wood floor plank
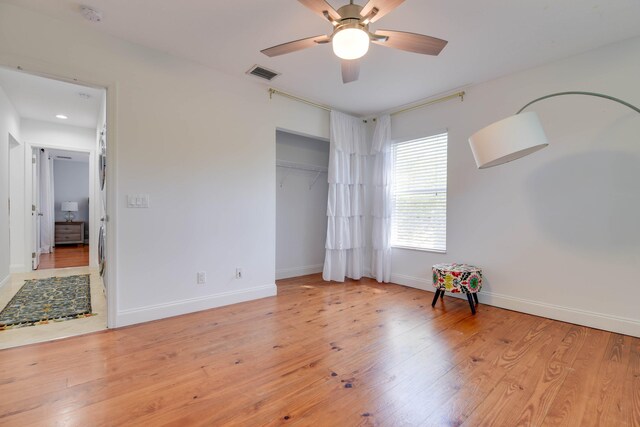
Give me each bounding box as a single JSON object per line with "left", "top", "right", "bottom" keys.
{"left": 0, "top": 274, "right": 637, "bottom": 426}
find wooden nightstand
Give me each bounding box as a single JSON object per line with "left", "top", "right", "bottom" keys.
{"left": 55, "top": 222, "right": 85, "bottom": 245}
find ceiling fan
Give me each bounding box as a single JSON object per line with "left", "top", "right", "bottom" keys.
{"left": 261, "top": 0, "right": 448, "bottom": 84}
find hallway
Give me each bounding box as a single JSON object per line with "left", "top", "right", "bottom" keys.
{"left": 38, "top": 245, "right": 89, "bottom": 269}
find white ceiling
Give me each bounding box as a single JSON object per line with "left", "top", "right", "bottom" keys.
{"left": 4, "top": 0, "right": 640, "bottom": 115}
{"left": 0, "top": 67, "right": 104, "bottom": 128}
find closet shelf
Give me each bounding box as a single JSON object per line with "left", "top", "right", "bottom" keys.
{"left": 276, "top": 160, "right": 328, "bottom": 173}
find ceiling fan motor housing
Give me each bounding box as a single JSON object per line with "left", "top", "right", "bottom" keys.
{"left": 336, "top": 3, "right": 364, "bottom": 20}
{"left": 332, "top": 18, "right": 368, "bottom": 40}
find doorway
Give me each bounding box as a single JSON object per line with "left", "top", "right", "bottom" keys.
{"left": 0, "top": 66, "right": 108, "bottom": 348}
{"left": 275, "top": 130, "right": 329, "bottom": 280}
{"left": 33, "top": 147, "right": 91, "bottom": 270}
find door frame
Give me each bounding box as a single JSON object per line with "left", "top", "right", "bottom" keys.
{"left": 31, "top": 147, "right": 40, "bottom": 270}
{"left": 0, "top": 58, "right": 118, "bottom": 329}
{"left": 27, "top": 145, "right": 96, "bottom": 270}
{"left": 8, "top": 133, "right": 21, "bottom": 272}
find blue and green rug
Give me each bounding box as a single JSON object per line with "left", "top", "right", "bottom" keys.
{"left": 0, "top": 274, "right": 93, "bottom": 330}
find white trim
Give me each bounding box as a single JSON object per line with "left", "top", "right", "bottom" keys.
{"left": 391, "top": 245, "right": 447, "bottom": 254}
{"left": 390, "top": 273, "right": 640, "bottom": 338}
{"left": 0, "top": 57, "right": 119, "bottom": 329}
{"left": 9, "top": 264, "right": 26, "bottom": 273}
{"left": 23, "top": 143, "right": 97, "bottom": 271}
{"left": 276, "top": 127, "right": 329, "bottom": 143}
{"left": 115, "top": 284, "right": 277, "bottom": 327}
{"left": 276, "top": 264, "right": 324, "bottom": 280}
{"left": 0, "top": 274, "right": 10, "bottom": 290}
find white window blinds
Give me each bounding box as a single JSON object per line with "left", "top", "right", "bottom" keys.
{"left": 391, "top": 132, "right": 448, "bottom": 252}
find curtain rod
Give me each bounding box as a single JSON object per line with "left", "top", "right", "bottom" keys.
{"left": 269, "top": 88, "right": 331, "bottom": 112}
{"left": 268, "top": 87, "right": 465, "bottom": 121}
{"left": 390, "top": 91, "right": 465, "bottom": 117}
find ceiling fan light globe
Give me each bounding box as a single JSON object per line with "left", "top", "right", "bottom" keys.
{"left": 332, "top": 28, "right": 370, "bottom": 60}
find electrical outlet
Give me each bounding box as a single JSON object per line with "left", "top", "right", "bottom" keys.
{"left": 197, "top": 271, "right": 206, "bottom": 284}
{"left": 235, "top": 268, "right": 242, "bottom": 279}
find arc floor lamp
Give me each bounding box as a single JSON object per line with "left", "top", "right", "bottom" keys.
{"left": 468, "top": 92, "right": 640, "bottom": 169}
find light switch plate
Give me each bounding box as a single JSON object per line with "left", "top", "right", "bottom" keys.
{"left": 127, "top": 194, "right": 150, "bottom": 208}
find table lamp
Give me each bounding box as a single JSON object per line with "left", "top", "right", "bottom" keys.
{"left": 61, "top": 201, "right": 78, "bottom": 222}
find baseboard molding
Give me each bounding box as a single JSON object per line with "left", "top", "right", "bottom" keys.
{"left": 115, "top": 283, "right": 277, "bottom": 327}
{"left": 0, "top": 274, "right": 10, "bottom": 290}
{"left": 276, "top": 264, "right": 323, "bottom": 280}
{"left": 10, "top": 264, "right": 26, "bottom": 273}
{"left": 391, "top": 273, "right": 640, "bottom": 338}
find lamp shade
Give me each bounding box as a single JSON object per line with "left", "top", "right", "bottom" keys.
{"left": 61, "top": 201, "right": 78, "bottom": 212}
{"left": 468, "top": 112, "right": 549, "bottom": 169}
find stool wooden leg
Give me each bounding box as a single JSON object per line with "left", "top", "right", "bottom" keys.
{"left": 431, "top": 289, "right": 441, "bottom": 307}
{"left": 440, "top": 291, "right": 444, "bottom": 300}
{"left": 466, "top": 293, "right": 476, "bottom": 315}
{"left": 472, "top": 293, "right": 479, "bottom": 305}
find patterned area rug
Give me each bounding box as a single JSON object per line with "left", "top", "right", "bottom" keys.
{"left": 0, "top": 274, "right": 93, "bottom": 330}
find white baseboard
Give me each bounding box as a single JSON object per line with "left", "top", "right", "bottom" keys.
{"left": 115, "top": 283, "right": 277, "bottom": 327}
{"left": 391, "top": 273, "right": 640, "bottom": 338}
{"left": 276, "top": 264, "right": 323, "bottom": 280}
{"left": 0, "top": 274, "right": 10, "bottom": 290}
{"left": 10, "top": 264, "right": 26, "bottom": 273}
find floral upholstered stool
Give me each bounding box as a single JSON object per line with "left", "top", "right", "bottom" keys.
{"left": 432, "top": 263, "right": 483, "bottom": 314}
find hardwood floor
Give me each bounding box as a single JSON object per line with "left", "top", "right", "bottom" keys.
{"left": 37, "top": 244, "right": 89, "bottom": 269}
{"left": 0, "top": 274, "right": 637, "bottom": 426}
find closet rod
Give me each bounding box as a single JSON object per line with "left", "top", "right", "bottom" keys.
{"left": 276, "top": 160, "right": 328, "bottom": 173}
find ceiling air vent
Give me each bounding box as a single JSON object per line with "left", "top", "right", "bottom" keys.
{"left": 247, "top": 65, "right": 280, "bottom": 81}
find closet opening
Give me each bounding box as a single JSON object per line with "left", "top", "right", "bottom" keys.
{"left": 275, "top": 129, "right": 329, "bottom": 280}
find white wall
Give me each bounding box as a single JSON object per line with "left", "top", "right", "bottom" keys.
{"left": 8, "top": 134, "right": 22, "bottom": 273}
{"left": 0, "top": 86, "right": 20, "bottom": 285}
{"left": 389, "top": 36, "right": 640, "bottom": 337}
{"left": 0, "top": 3, "right": 330, "bottom": 327}
{"left": 13, "top": 119, "right": 97, "bottom": 269}
{"left": 276, "top": 130, "right": 329, "bottom": 279}
{"left": 21, "top": 119, "right": 96, "bottom": 151}
{"left": 53, "top": 159, "right": 90, "bottom": 239}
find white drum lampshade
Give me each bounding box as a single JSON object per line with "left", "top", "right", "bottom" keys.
{"left": 468, "top": 112, "right": 550, "bottom": 169}
{"left": 61, "top": 201, "right": 78, "bottom": 212}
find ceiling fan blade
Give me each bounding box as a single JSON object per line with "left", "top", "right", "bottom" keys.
{"left": 372, "top": 30, "right": 448, "bottom": 55}
{"left": 261, "top": 35, "right": 330, "bottom": 57}
{"left": 297, "top": 0, "right": 341, "bottom": 22}
{"left": 360, "top": 0, "right": 405, "bottom": 23}
{"left": 341, "top": 59, "right": 360, "bottom": 84}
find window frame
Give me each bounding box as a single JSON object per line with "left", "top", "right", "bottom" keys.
{"left": 390, "top": 131, "right": 448, "bottom": 254}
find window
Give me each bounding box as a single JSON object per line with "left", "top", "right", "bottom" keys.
{"left": 391, "top": 132, "right": 448, "bottom": 252}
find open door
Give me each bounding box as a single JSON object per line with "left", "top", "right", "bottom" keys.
{"left": 31, "top": 148, "right": 41, "bottom": 270}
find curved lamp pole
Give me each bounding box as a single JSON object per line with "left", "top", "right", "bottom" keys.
{"left": 468, "top": 92, "right": 640, "bottom": 169}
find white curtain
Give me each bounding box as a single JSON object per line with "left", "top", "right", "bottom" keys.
{"left": 39, "top": 149, "right": 55, "bottom": 253}
{"left": 323, "top": 111, "right": 368, "bottom": 282}
{"left": 370, "top": 115, "right": 393, "bottom": 282}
